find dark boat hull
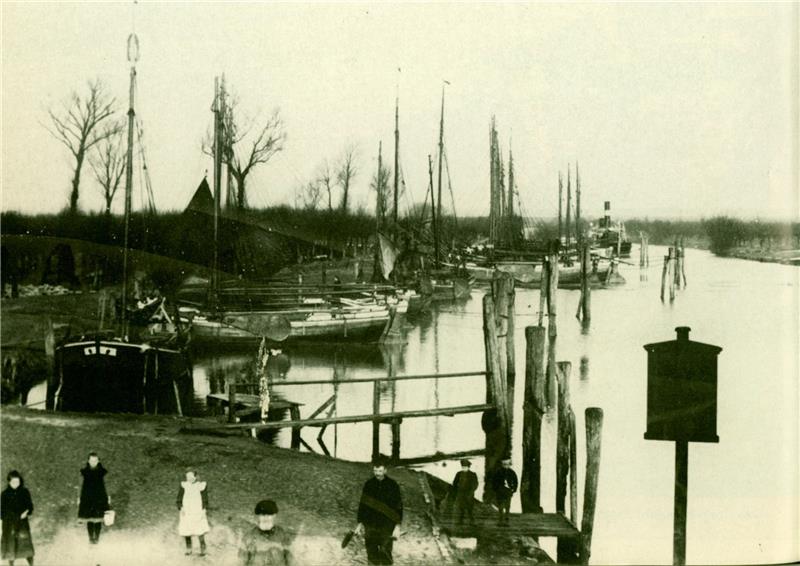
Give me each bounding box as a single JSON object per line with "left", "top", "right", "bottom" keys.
{"left": 55, "top": 339, "right": 192, "bottom": 414}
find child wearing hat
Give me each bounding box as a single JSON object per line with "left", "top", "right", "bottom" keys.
{"left": 238, "top": 500, "right": 295, "bottom": 566}
{"left": 450, "top": 459, "right": 479, "bottom": 525}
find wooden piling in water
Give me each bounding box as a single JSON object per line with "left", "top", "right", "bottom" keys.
{"left": 506, "top": 274, "right": 516, "bottom": 409}
{"left": 660, "top": 247, "right": 673, "bottom": 302}
{"left": 483, "top": 294, "right": 509, "bottom": 503}
{"left": 372, "top": 380, "right": 380, "bottom": 460}
{"left": 493, "top": 273, "right": 510, "bottom": 407}
{"left": 555, "top": 361, "right": 571, "bottom": 515}
{"left": 680, "top": 239, "right": 687, "bottom": 287}
{"left": 673, "top": 239, "right": 682, "bottom": 289}
{"left": 538, "top": 258, "right": 548, "bottom": 327}
{"left": 558, "top": 404, "right": 582, "bottom": 564}
{"left": 547, "top": 253, "right": 559, "bottom": 338}
{"left": 576, "top": 243, "right": 591, "bottom": 322}
{"left": 569, "top": 407, "right": 578, "bottom": 523}
{"left": 521, "top": 325, "right": 546, "bottom": 513}
{"left": 289, "top": 404, "right": 301, "bottom": 450}
{"left": 580, "top": 407, "right": 604, "bottom": 565}
{"left": 669, "top": 247, "right": 676, "bottom": 301}
{"left": 391, "top": 418, "right": 401, "bottom": 462}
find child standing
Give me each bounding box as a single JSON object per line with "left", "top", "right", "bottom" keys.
{"left": 78, "top": 452, "right": 109, "bottom": 544}
{"left": 450, "top": 459, "right": 478, "bottom": 525}
{"left": 176, "top": 470, "right": 209, "bottom": 556}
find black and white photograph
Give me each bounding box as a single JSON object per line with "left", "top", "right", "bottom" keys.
{"left": 1, "top": 2, "right": 798, "bottom": 565}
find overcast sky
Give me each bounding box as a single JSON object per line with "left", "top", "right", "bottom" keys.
{"left": 2, "top": 2, "right": 798, "bottom": 220}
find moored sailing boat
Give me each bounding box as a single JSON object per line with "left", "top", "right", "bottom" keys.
{"left": 182, "top": 78, "right": 401, "bottom": 347}
{"left": 53, "top": 34, "right": 192, "bottom": 415}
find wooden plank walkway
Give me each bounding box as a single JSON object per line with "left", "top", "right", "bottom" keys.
{"left": 438, "top": 507, "right": 580, "bottom": 539}
{"left": 206, "top": 393, "right": 300, "bottom": 411}
{"left": 199, "top": 403, "right": 495, "bottom": 430}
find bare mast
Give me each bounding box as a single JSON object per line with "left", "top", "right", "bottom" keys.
{"left": 575, "top": 161, "right": 581, "bottom": 243}
{"left": 566, "top": 165, "right": 572, "bottom": 252}
{"left": 121, "top": 33, "right": 139, "bottom": 336}
{"left": 393, "top": 94, "right": 399, "bottom": 228}
{"left": 211, "top": 77, "right": 223, "bottom": 310}
{"left": 429, "top": 154, "right": 438, "bottom": 267}
{"left": 435, "top": 85, "right": 446, "bottom": 267}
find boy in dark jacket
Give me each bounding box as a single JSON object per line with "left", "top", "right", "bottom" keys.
{"left": 450, "top": 459, "right": 478, "bottom": 525}
{"left": 491, "top": 457, "right": 518, "bottom": 525}
{"left": 355, "top": 456, "right": 403, "bottom": 565}
{"left": 238, "top": 500, "right": 295, "bottom": 566}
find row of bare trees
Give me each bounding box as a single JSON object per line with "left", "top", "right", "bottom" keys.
{"left": 46, "top": 79, "right": 122, "bottom": 215}
{"left": 299, "top": 146, "right": 358, "bottom": 212}
{"left": 46, "top": 78, "right": 288, "bottom": 215}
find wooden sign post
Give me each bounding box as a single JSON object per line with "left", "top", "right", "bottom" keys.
{"left": 643, "top": 327, "right": 722, "bottom": 566}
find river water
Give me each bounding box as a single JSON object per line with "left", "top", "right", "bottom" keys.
{"left": 26, "top": 246, "right": 798, "bottom": 564}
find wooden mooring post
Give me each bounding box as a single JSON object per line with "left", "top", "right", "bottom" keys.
{"left": 538, "top": 258, "right": 547, "bottom": 326}
{"left": 546, "top": 253, "right": 560, "bottom": 408}
{"left": 673, "top": 239, "right": 682, "bottom": 289}
{"left": 576, "top": 243, "right": 591, "bottom": 323}
{"left": 483, "top": 293, "right": 509, "bottom": 504}
{"left": 661, "top": 247, "right": 676, "bottom": 302}
{"left": 521, "top": 325, "right": 546, "bottom": 514}
{"left": 580, "top": 407, "right": 604, "bottom": 565}
{"left": 492, "top": 272, "right": 516, "bottom": 411}
{"left": 372, "top": 379, "right": 380, "bottom": 460}
{"left": 679, "top": 239, "right": 687, "bottom": 287}
{"left": 555, "top": 361, "right": 571, "bottom": 515}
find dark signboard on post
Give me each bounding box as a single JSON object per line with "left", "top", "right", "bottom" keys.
{"left": 643, "top": 327, "right": 722, "bottom": 566}
{"left": 643, "top": 326, "right": 721, "bottom": 443}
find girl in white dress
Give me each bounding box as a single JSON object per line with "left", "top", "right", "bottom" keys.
{"left": 176, "top": 470, "right": 209, "bottom": 556}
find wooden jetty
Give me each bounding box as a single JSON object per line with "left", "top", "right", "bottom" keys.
{"left": 438, "top": 507, "right": 580, "bottom": 539}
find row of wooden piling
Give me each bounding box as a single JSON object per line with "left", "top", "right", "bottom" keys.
{"left": 483, "top": 271, "right": 604, "bottom": 564}
{"left": 660, "top": 239, "right": 687, "bottom": 302}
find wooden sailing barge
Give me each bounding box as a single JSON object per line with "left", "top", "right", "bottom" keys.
{"left": 53, "top": 34, "right": 192, "bottom": 415}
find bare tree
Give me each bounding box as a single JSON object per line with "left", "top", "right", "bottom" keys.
{"left": 46, "top": 79, "right": 119, "bottom": 213}
{"left": 316, "top": 161, "right": 337, "bottom": 212}
{"left": 336, "top": 145, "right": 358, "bottom": 212}
{"left": 300, "top": 180, "right": 323, "bottom": 210}
{"left": 204, "top": 97, "right": 287, "bottom": 210}
{"left": 89, "top": 124, "right": 126, "bottom": 215}
{"left": 371, "top": 161, "right": 392, "bottom": 227}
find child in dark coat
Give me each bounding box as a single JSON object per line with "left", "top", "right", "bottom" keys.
{"left": 1, "top": 471, "right": 35, "bottom": 566}
{"left": 450, "top": 459, "right": 478, "bottom": 525}
{"left": 491, "top": 457, "right": 518, "bottom": 525}
{"left": 78, "top": 452, "right": 109, "bottom": 544}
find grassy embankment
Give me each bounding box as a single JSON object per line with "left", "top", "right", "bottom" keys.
{"left": 2, "top": 407, "right": 442, "bottom": 566}
{"left": 1, "top": 407, "right": 552, "bottom": 566}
